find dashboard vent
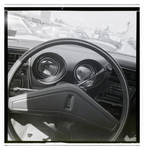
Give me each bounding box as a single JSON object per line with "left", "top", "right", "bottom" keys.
{"left": 8, "top": 53, "right": 22, "bottom": 62}
{"left": 111, "top": 68, "right": 136, "bottom": 82}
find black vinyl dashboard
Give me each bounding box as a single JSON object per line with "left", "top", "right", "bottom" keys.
{"left": 8, "top": 39, "right": 137, "bottom": 119}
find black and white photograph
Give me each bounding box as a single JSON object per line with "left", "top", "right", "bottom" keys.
{"left": 4, "top": 3, "right": 141, "bottom": 147}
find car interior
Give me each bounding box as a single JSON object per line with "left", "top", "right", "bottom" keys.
{"left": 6, "top": 7, "right": 139, "bottom": 143}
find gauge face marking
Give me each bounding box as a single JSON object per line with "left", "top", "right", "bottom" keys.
{"left": 75, "top": 64, "right": 96, "bottom": 87}
{"left": 38, "top": 57, "right": 60, "bottom": 78}
{"left": 32, "top": 53, "right": 67, "bottom": 85}
{"left": 76, "top": 66, "right": 93, "bottom": 81}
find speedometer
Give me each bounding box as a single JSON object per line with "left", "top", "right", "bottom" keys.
{"left": 32, "top": 53, "right": 67, "bottom": 85}
{"left": 37, "top": 57, "right": 60, "bottom": 78}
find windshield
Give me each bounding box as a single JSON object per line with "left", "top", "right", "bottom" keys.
{"left": 54, "top": 29, "right": 71, "bottom": 38}
{"left": 7, "top": 11, "right": 136, "bottom": 56}
{"left": 75, "top": 31, "right": 90, "bottom": 39}
{"left": 8, "top": 16, "right": 31, "bottom": 34}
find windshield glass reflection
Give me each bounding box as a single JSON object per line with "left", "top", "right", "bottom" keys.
{"left": 8, "top": 11, "right": 136, "bottom": 56}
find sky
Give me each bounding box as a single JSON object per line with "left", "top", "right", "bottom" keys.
{"left": 50, "top": 11, "right": 136, "bottom": 38}
{"left": 51, "top": 11, "right": 136, "bottom": 29}
{"left": 27, "top": 10, "right": 136, "bottom": 34}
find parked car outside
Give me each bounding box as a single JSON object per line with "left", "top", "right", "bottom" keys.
{"left": 8, "top": 14, "right": 50, "bottom": 41}
{"left": 34, "top": 25, "right": 117, "bottom": 51}
{"left": 33, "top": 25, "right": 78, "bottom": 39}
{"left": 93, "top": 30, "right": 122, "bottom": 49}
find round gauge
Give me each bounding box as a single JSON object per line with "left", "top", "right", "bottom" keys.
{"left": 74, "top": 64, "right": 96, "bottom": 87}
{"left": 32, "top": 53, "right": 67, "bottom": 85}
{"left": 37, "top": 57, "right": 60, "bottom": 78}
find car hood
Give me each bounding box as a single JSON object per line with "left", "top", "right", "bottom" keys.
{"left": 8, "top": 34, "right": 47, "bottom": 42}
{"left": 8, "top": 37, "right": 117, "bottom": 51}
{"left": 84, "top": 39, "right": 117, "bottom": 51}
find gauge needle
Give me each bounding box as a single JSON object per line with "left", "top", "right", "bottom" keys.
{"left": 77, "top": 63, "right": 112, "bottom": 86}
{"left": 77, "top": 68, "right": 105, "bottom": 86}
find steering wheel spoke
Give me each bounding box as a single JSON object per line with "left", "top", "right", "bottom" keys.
{"left": 9, "top": 83, "right": 119, "bottom": 132}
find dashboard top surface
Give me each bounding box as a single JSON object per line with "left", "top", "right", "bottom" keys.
{"left": 8, "top": 39, "right": 136, "bottom": 71}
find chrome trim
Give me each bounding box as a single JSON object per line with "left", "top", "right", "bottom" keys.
{"left": 9, "top": 93, "right": 28, "bottom": 111}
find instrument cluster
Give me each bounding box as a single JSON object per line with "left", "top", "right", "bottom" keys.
{"left": 31, "top": 52, "right": 104, "bottom": 88}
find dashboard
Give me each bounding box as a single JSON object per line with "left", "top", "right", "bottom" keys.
{"left": 8, "top": 41, "right": 136, "bottom": 119}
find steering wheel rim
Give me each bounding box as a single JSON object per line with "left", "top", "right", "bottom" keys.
{"left": 8, "top": 38, "right": 129, "bottom": 142}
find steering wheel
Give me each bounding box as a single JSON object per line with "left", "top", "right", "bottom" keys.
{"left": 8, "top": 38, "right": 129, "bottom": 142}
